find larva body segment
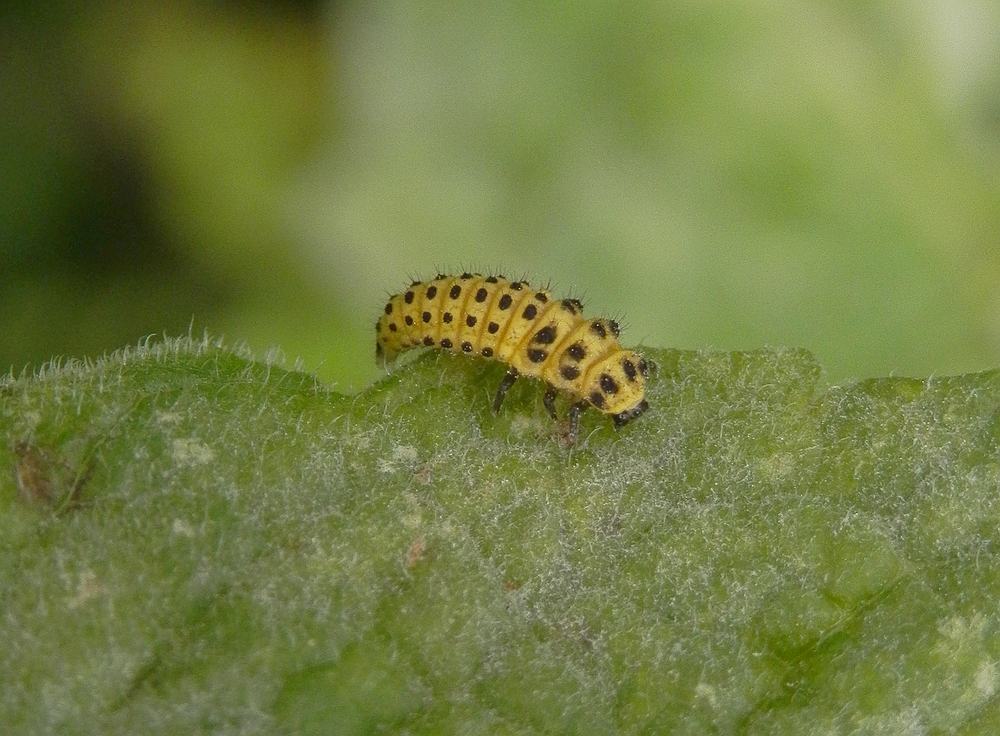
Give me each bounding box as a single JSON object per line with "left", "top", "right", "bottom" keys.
{"left": 376, "top": 273, "right": 649, "bottom": 437}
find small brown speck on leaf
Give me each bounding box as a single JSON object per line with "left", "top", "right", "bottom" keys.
{"left": 405, "top": 537, "right": 426, "bottom": 569}
{"left": 12, "top": 440, "right": 89, "bottom": 510}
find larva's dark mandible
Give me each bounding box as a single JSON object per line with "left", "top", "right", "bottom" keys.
{"left": 376, "top": 273, "right": 649, "bottom": 438}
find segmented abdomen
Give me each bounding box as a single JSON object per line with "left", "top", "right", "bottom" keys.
{"left": 375, "top": 273, "right": 647, "bottom": 417}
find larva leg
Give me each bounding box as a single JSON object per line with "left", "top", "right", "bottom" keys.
{"left": 493, "top": 369, "right": 519, "bottom": 413}
{"left": 542, "top": 384, "right": 558, "bottom": 420}
{"left": 566, "top": 400, "right": 588, "bottom": 444}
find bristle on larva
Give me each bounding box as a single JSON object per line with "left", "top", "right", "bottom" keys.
{"left": 375, "top": 273, "right": 649, "bottom": 440}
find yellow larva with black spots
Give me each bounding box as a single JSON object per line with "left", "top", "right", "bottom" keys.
{"left": 376, "top": 273, "right": 650, "bottom": 439}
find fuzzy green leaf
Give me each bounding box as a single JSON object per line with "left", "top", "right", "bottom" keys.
{"left": 3, "top": 337, "right": 1000, "bottom": 734}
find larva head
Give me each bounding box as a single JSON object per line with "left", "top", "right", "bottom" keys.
{"left": 581, "top": 350, "right": 649, "bottom": 425}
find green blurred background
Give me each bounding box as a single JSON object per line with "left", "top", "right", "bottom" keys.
{"left": 4, "top": 0, "right": 1000, "bottom": 393}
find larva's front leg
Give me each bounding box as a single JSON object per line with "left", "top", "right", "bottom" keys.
{"left": 493, "top": 369, "right": 519, "bottom": 413}
{"left": 542, "top": 384, "right": 558, "bottom": 420}
{"left": 566, "top": 400, "right": 589, "bottom": 444}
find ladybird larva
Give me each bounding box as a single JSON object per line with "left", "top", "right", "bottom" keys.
{"left": 375, "top": 273, "right": 649, "bottom": 440}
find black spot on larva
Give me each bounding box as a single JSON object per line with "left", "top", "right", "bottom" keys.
{"left": 475, "top": 288, "right": 488, "bottom": 302}
{"left": 384, "top": 303, "right": 393, "bottom": 314}
{"left": 481, "top": 347, "right": 494, "bottom": 357}
{"left": 440, "top": 338, "right": 453, "bottom": 349}
{"left": 405, "top": 316, "right": 414, "bottom": 326}
{"left": 486, "top": 276, "right": 498, "bottom": 283}
{"left": 443, "top": 312, "right": 453, "bottom": 323}
{"left": 435, "top": 273, "right": 447, "bottom": 280}
{"left": 533, "top": 325, "right": 556, "bottom": 344}
{"left": 389, "top": 323, "right": 397, "bottom": 332}
{"left": 511, "top": 281, "right": 523, "bottom": 290}
{"left": 623, "top": 359, "right": 637, "bottom": 381}
{"left": 560, "top": 299, "right": 577, "bottom": 314}
{"left": 462, "top": 341, "right": 473, "bottom": 353}
{"left": 498, "top": 295, "right": 513, "bottom": 310}
{"left": 450, "top": 285, "right": 462, "bottom": 299}
{"left": 561, "top": 365, "right": 580, "bottom": 381}
{"left": 466, "top": 315, "right": 477, "bottom": 327}
{"left": 638, "top": 359, "right": 649, "bottom": 377}
{"left": 567, "top": 342, "right": 586, "bottom": 361}
{"left": 609, "top": 320, "right": 621, "bottom": 337}
{"left": 461, "top": 272, "right": 472, "bottom": 279}
{"left": 423, "top": 336, "right": 434, "bottom": 346}
{"left": 522, "top": 304, "right": 538, "bottom": 320}
{"left": 488, "top": 322, "right": 500, "bottom": 334}
{"left": 411, "top": 279, "right": 422, "bottom": 286}
{"left": 590, "top": 322, "right": 607, "bottom": 339}
{"left": 422, "top": 312, "right": 432, "bottom": 323}
{"left": 589, "top": 391, "right": 606, "bottom": 409}
{"left": 535, "top": 292, "right": 548, "bottom": 303}
{"left": 426, "top": 285, "right": 438, "bottom": 299}
{"left": 600, "top": 374, "right": 619, "bottom": 394}
{"left": 405, "top": 291, "right": 415, "bottom": 304}
{"left": 527, "top": 348, "right": 547, "bottom": 363}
